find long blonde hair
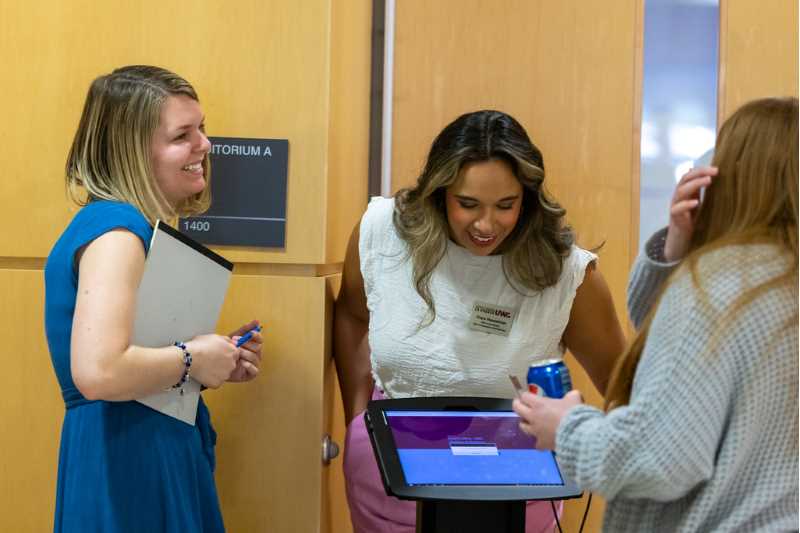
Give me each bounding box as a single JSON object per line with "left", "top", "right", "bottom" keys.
{"left": 66, "top": 65, "right": 211, "bottom": 224}
{"left": 394, "top": 110, "right": 575, "bottom": 325}
{"left": 605, "top": 97, "right": 799, "bottom": 409}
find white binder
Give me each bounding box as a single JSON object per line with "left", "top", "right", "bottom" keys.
{"left": 132, "top": 221, "right": 233, "bottom": 425}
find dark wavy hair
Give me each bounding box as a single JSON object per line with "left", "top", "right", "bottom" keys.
{"left": 394, "top": 110, "right": 575, "bottom": 324}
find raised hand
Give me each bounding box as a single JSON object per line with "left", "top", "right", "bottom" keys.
{"left": 185, "top": 334, "right": 240, "bottom": 389}
{"left": 664, "top": 166, "right": 718, "bottom": 262}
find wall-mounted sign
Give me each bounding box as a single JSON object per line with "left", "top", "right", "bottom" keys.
{"left": 179, "top": 136, "right": 289, "bottom": 248}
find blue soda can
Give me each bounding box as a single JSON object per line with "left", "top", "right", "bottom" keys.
{"left": 527, "top": 359, "right": 572, "bottom": 398}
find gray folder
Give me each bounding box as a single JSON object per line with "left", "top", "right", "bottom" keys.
{"left": 133, "top": 221, "right": 233, "bottom": 425}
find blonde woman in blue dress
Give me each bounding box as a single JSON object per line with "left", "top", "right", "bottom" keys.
{"left": 45, "top": 66, "right": 263, "bottom": 532}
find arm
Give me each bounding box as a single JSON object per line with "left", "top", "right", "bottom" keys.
{"left": 628, "top": 166, "right": 717, "bottom": 328}
{"left": 71, "top": 229, "right": 240, "bottom": 401}
{"left": 517, "top": 275, "right": 730, "bottom": 501}
{"left": 626, "top": 232, "right": 676, "bottom": 329}
{"left": 561, "top": 263, "right": 626, "bottom": 395}
{"left": 514, "top": 166, "right": 726, "bottom": 499}
{"left": 333, "top": 224, "right": 374, "bottom": 425}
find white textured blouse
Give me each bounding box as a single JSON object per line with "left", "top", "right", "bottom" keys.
{"left": 359, "top": 196, "right": 596, "bottom": 399}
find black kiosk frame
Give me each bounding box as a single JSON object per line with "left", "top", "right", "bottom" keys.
{"left": 365, "top": 397, "right": 582, "bottom": 533}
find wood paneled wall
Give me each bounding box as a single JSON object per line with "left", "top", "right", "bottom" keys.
{"left": 0, "top": 1, "right": 369, "bottom": 531}
{"left": 719, "top": 0, "right": 799, "bottom": 120}
{"left": 0, "top": 0, "right": 368, "bottom": 266}
{"left": 392, "top": 0, "right": 643, "bottom": 324}
{"left": 0, "top": 270, "right": 63, "bottom": 530}
{"left": 206, "top": 273, "right": 351, "bottom": 532}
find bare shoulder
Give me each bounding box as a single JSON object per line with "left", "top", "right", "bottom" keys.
{"left": 338, "top": 223, "right": 368, "bottom": 321}
{"left": 563, "top": 259, "right": 626, "bottom": 393}
{"left": 343, "top": 223, "right": 362, "bottom": 282}
{"left": 574, "top": 258, "right": 606, "bottom": 297}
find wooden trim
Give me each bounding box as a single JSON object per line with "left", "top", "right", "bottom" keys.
{"left": 717, "top": 0, "right": 728, "bottom": 125}
{"left": 0, "top": 258, "right": 45, "bottom": 270}
{"left": 0, "top": 258, "right": 343, "bottom": 277}
{"left": 630, "top": 0, "right": 645, "bottom": 271}
{"left": 626, "top": 0, "right": 645, "bottom": 337}
{"left": 368, "top": 0, "right": 386, "bottom": 198}
{"left": 233, "top": 262, "right": 343, "bottom": 277}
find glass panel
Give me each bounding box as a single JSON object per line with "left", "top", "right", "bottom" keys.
{"left": 639, "top": 0, "right": 719, "bottom": 252}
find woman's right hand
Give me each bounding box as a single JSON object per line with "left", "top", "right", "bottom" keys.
{"left": 664, "top": 166, "right": 717, "bottom": 262}
{"left": 185, "top": 334, "right": 240, "bottom": 389}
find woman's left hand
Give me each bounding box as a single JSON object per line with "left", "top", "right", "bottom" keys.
{"left": 512, "top": 390, "right": 583, "bottom": 449}
{"left": 228, "top": 320, "right": 263, "bottom": 383}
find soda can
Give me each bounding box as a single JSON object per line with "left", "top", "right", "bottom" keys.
{"left": 527, "top": 359, "right": 572, "bottom": 399}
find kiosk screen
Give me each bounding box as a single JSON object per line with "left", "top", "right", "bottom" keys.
{"left": 385, "top": 410, "right": 564, "bottom": 486}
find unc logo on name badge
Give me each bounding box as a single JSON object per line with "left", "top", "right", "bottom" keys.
{"left": 468, "top": 301, "right": 517, "bottom": 336}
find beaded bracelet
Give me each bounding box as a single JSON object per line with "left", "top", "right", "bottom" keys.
{"left": 172, "top": 341, "right": 193, "bottom": 395}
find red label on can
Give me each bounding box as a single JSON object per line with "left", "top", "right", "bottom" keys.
{"left": 528, "top": 383, "right": 545, "bottom": 397}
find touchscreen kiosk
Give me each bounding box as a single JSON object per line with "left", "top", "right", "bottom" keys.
{"left": 365, "top": 397, "right": 582, "bottom": 533}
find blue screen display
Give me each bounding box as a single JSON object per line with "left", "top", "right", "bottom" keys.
{"left": 386, "top": 411, "right": 564, "bottom": 486}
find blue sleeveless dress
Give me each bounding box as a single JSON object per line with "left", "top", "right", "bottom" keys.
{"left": 44, "top": 201, "right": 224, "bottom": 532}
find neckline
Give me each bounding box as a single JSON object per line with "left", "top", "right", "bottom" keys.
{"left": 445, "top": 239, "right": 503, "bottom": 266}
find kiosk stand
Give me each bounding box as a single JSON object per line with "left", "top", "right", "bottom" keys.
{"left": 365, "top": 397, "right": 582, "bottom": 533}
{"left": 416, "top": 500, "right": 525, "bottom": 532}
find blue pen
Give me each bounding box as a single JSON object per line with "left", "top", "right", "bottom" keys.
{"left": 236, "top": 325, "right": 262, "bottom": 347}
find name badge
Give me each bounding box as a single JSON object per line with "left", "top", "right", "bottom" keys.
{"left": 468, "top": 301, "right": 517, "bottom": 336}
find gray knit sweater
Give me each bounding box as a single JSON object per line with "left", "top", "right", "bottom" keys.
{"left": 556, "top": 230, "right": 799, "bottom": 532}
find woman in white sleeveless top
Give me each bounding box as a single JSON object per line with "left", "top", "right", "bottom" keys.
{"left": 334, "top": 110, "right": 626, "bottom": 533}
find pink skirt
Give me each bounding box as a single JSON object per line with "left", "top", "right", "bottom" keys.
{"left": 343, "top": 389, "right": 562, "bottom": 533}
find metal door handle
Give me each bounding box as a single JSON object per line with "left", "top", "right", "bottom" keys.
{"left": 322, "top": 434, "right": 340, "bottom": 465}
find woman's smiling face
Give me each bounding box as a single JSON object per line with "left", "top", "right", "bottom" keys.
{"left": 150, "top": 94, "right": 211, "bottom": 207}
{"left": 444, "top": 158, "right": 523, "bottom": 256}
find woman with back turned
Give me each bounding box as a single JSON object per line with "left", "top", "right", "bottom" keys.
{"left": 514, "top": 97, "right": 799, "bottom": 532}
{"left": 335, "top": 110, "right": 627, "bottom": 532}
{"left": 45, "top": 66, "right": 263, "bottom": 532}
